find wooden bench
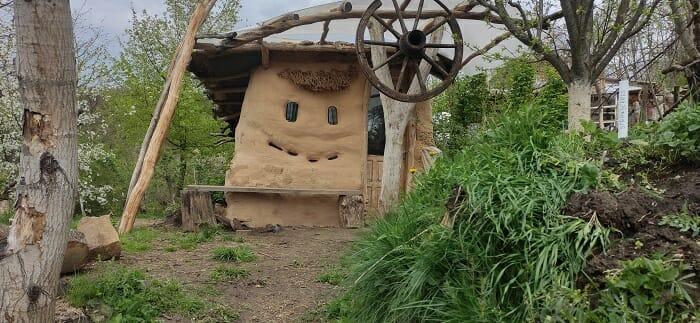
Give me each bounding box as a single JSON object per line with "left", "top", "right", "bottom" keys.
{"left": 181, "top": 185, "right": 365, "bottom": 231}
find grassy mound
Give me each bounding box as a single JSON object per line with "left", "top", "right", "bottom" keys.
{"left": 346, "top": 104, "right": 610, "bottom": 321}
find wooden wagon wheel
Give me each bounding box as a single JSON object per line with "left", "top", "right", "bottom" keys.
{"left": 355, "top": 0, "right": 464, "bottom": 103}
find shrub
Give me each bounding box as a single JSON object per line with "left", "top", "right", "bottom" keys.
{"left": 591, "top": 256, "right": 697, "bottom": 322}
{"left": 654, "top": 104, "right": 700, "bottom": 162}
{"left": 344, "top": 104, "right": 608, "bottom": 322}
{"left": 211, "top": 245, "right": 256, "bottom": 262}
{"left": 0, "top": 208, "right": 12, "bottom": 225}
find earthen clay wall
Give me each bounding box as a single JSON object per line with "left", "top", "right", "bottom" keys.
{"left": 225, "top": 54, "right": 369, "bottom": 227}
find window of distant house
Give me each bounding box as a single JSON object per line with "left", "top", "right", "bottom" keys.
{"left": 367, "top": 88, "right": 385, "bottom": 155}
{"left": 286, "top": 101, "right": 299, "bottom": 122}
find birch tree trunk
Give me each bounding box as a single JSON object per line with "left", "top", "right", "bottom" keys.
{"left": 0, "top": 0, "right": 78, "bottom": 321}
{"left": 567, "top": 78, "right": 592, "bottom": 131}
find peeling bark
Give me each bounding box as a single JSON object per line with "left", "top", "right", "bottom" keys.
{"left": 0, "top": 0, "right": 78, "bottom": 321}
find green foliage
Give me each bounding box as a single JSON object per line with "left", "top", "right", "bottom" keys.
{"left": 660, "top": 204, "right": 700, "bottom": 236}
{"left": 121, "top": 227, "right": 160, "bottom": 253}
{"left": 98, "top": 0, "right": 240, "bottom": 215}
{"left": 0, "top": 208, "right": 11, "bottom": 225}
{"left": 591, "top": 257, "right": 697, "bottom": 322}
{"left": 432, "top": 73, "right": 491, "bottom": 151}
{"left": 317, "top": 267, "right": 346, "bottom": 286}
{"left": 211, "top": 245, "right": 256, "bottom": 262}
{"left": 344, "top": 104, "right": 609, "bottom": 322}
{"left": 67, "top": 263, "right": 237, "bottom": 322}
{"left": 654, "top": 104, "right": 700, "bottom": 162}
{"left": 209, "top": 265, "right": 249, "bottom": 282}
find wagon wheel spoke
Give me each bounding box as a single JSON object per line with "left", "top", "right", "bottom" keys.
{"left": 386, "top": 0, "right": 411, "bottom": 30}
{"left": 424, "top": 43, "right": 458, "bottom": 48}
{"left": 364, "top": 40, "right": 400, "bottom": 48}
{"left": 424, "top": 19, "right": 448, "bottom": 35}
{"left": 396, "top": 56, "right": 409, "bottom": 92}
{"left": 391, "top": 0, "right": 409, "bottom": 33}
{"left": 372, "top": 50, "right": 402, "bottom": 72}
{"left": 372, "top": 14, "right": 402, "bottom": 39}
{"left": 421, "top": 52, "right": 448, "bottom": 78}
{"left": 413, "top": 0, "right": 425, "bottom": 31}
{"left": 414, "top": 60, "right": 428, "bottom": 94}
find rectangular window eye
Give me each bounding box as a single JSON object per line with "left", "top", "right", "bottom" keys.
{"left": 328, "top": 106, "right": 338, "bottom": 125}
{"left": 286, "top": 101, "right": 298, "bottom": 122}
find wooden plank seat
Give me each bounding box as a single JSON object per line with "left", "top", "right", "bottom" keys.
{"left": 184, "top": 185, "right": 362, "bottom": 196}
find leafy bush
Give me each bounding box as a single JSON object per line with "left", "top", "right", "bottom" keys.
{"left": 0, "top": 208, "right": 11, "bottom": 225}
{"left": 67, "top": 263, "right": 237, "bottom": 322}
{"left": 344, "top": 104, "right": 609, "bottom": 322}
{"left": 660, "top": 205, "right": 700, "bottom": 237}
{"left": 211, "top": 245, "right": 256, "bottom": 262}
{"left": 654, "top": 104, "right": 700, "bottom": 161}
{"left": 591, "top": 257, "right": 697, "bottom": 322}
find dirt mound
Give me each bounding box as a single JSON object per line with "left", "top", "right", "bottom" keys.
{"left": 564, "top": 165, "right": 700, "bottom": 301}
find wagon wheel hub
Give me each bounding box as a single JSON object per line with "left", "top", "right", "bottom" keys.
{"left": 355, "top": 0, "right": 464, "bottom": 103}
{"left": 400, "top": 29, "right": 427, "bottom": 58}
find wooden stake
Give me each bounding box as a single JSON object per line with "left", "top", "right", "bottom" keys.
{"left": 119, "top": 0, "right": 218, "bottom": 234}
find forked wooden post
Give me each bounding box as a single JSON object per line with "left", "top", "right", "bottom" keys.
{"left": 119, "top": 0, "right": 218, "bottom": 234}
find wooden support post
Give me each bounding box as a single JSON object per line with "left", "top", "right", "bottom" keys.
{"left": 119, "top": 0, "right": 218, "bottom": 234}
{"left": 181, "top": 190, "right": 216, "bottom": 232}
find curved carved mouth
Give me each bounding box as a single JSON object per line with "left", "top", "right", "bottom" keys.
{"left": 268, "top": 140, "right": 340, "bottom": 163}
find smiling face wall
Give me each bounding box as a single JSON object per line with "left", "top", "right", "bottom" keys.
{"left": 225, "top": 53, "right": 369, "bottom": 227}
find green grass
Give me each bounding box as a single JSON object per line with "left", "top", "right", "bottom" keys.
{"left": 120, "top": 227, "right": 160, "bottom": 253}
{"left": 167, "top": 225, "right": 222, "bottom": 251}
{"left": 317, "top": 267, "right": 346, "bottom": 286}
{"left": 209, "top": 265, "right": 249, "bottom": 282}
{"left": 211, "top": 245, "right": 257, "bottom": 262}
{"left": 343, "top": 104, "right": 611, "bottom": 322}
{"left": 67, "top": 262, "right": 238, "bottom": 322}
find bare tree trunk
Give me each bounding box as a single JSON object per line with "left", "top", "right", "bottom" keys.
{"left": 0, "top": 0, "right": 78, "bottom": 321}
{"left": 567, "top": 79, "right": 592, "bottom": 131}
{"left": 368, "top": 19, "right": 444, "bottom": 211}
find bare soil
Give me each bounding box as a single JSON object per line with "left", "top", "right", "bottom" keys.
{"left": 564, "top": 164, "right": 700, "bottom": 302}
{"left": 63, "top": 224, "right": 359, "bottom": 322}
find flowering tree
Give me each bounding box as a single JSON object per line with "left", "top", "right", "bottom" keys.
{"left": 0, "top": 4, "right": 114, "bottom": 210}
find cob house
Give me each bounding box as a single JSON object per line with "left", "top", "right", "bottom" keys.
{"left": 179, "top": 0, "right": 518, "bottom": 229}
{"left": 187, "top": 40, "right": 439, "bottom": 227}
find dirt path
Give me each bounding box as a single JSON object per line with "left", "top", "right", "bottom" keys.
{"left": 120, "top": 226, "right": 359, "bottom": 322}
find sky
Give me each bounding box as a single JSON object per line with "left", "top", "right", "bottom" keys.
{"left": 69, "top": 0, "right": 330, "bottom": 54}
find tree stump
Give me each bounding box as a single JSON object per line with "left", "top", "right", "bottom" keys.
{"left": 61, "top": 230, "right": 89, "bottom": 274}
{"left": 339, "top": 195, "right": 365, "bottom": 228}
{"left": 181, "top": 190, "right": 216, "bottom": 232}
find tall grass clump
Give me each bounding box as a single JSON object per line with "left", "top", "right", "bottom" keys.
{"left": 345, "top": 103, "right": 610, "bottom": 322}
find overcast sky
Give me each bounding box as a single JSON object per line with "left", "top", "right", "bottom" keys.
{"left": 69, "top": 0, "right": 330, "bottom": 54}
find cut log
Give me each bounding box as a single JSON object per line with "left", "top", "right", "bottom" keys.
{"left": 61, "top": 230, "right": 89, "bottom": 274}
{"left": 339, "top": 195, "right": 365, "bottom": 228}
{"left": 181, "top": 190, "right": 216, "bottom": 232}
{"left": 76, "top": 215, "right": 121, "bottom": 261}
